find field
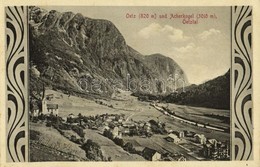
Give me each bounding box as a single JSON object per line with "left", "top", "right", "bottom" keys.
{"left": 83, "top": 129, "right": 145, "bottom": 161}
{"left": 123, "top": 135, "right": 199, "bottom": 161}
{"left": 44, "top": 90, "right": 136, "bottom": 118}
{"left": 30, "top": 121, "right": 144, "bottom": 161}
{"left": 165, "top": 104, "right": 230, "bottom": 128}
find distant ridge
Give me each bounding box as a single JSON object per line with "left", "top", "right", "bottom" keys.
{"left": 164, "top": 70, "right": 230, "bottom": 109}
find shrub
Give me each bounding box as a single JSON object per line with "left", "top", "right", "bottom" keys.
{"left": 103, "top": 129, "right": 113, "bottom": 139}
{"left": 114, "top": 137, "right": 124, "bottom": 147}
{"left": 30, "top": 130, "right": 40, "bottom": 140}
{"left": 123, "top": 142, "right": 136, "bottom": 153}
{"left": 46, "top": 121, "right": 52, "bottom": 127}
{"left": 81, "top": 139, "right": 104, "bottom": 161}
{"left": 37, "top": 114, "right": 44, "bottom": 120}
{"left": 71, "top": 135, "right": 77, "bottom": 142}
{"left": 59, "top": 123, "right": 71, "bottom": 130}
{"left": 71, "top": 125, "right": 85, "bottom": 137}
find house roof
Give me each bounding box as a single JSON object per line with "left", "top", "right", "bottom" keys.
{"left": 47, "top": 104, "right": 58, "bottom": 109}
{"left": 143, "top": 147, "right": 159, "bottom": 157}
{"left": 168, "top": 133, "right": 179, "bottom": 139}
{"left": 171, "top": 155, "right": 186, "bottom": 161}
{"left": 205, "top": 144, "right": 212, "bottom": 148}
{"left": 121, "top": 127, "right": 130, "bottom": 133}
{"left": 194, "top": 134, "right": 206, "bottom": 138}
{"left": 208, "top": 139, "right": 218, "bottom": 145}
{"left": 135, "top": 146, "right": 145, "bottom": 152}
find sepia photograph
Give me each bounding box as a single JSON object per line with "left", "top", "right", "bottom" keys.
{"left": 2, "top": 1, "right": 258, "bottom": 166}
{"left": 28, "top": 6, "right": 231, "bottom": 161}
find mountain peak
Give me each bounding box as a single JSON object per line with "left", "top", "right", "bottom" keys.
{"left": 29, "top": 7, "right": 188, "bottom": 97}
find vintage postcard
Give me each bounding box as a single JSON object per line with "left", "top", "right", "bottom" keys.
{"left": 0, "top": 0, "right": 259, "bottom": 167}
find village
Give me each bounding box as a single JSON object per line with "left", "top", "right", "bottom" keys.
{"left": 30, "top": 91, "right": 230, "bottom": 161}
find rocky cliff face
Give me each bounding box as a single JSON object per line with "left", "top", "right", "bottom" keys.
{"left": 29, "top": 6, "right": 188, "bottom": 96}
{"left": 144, "top": 54, "right": 188, "bottom": 84}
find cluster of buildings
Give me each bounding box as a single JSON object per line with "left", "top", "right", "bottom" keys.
{"left": 62, "top": 112, "right": 158, "bottom": 138}
{"left": 45, "top": 108, "right": 230, "bottom": 161}
{"left": 165, "top": 129, "right": 229, "bottom": 160}
{"left": 200, "top": 139, "right": 230, "bottom": 160}
{"left": 166, "top": 130, "right": 205, "bottom": 144}
{"left": 182, "top": 131, "right": 230, "bottom": 160}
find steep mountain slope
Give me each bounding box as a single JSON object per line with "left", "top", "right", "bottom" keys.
{"left": 29, "top": 6, "right": 188, "bottom": 97}
{"left": 164, "top": 70, "right": 230, "bottom": 109}
{"left": 133, "top": 70, "right": 230, "bottom": 109}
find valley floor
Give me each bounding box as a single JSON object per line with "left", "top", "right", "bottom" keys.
{"left": 30, "top": 89, "right": 230, "bottom": 161}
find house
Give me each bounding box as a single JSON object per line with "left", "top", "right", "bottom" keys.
{"left": 108, "top": 115, "right": 116, "bottom": 120}
{"left": 207, "top": 139, "right": 218, "bottom": 147}
{"left": 145, "top": 122, "right": 151, "bottom": 127}
{"left": 201, "top": 141, "right": 229, "bottom": 160}
{"left": 31, "top": 104, "right": 40, "bottom": 117}
{"left": 71, "top": 122, "right": 79, "bottom": 126}
{"left": 45, "top": 94, "right": 54, "bottom": 100}
{"left": 194, "top": 134, "right": 207, "bottom": 144}
{"left": 179, "top": 131, "right": 185, "bottom": 138}
{"left": 184, "top": 130, "right": 195, "bottom": 137}
{"left": 165, "top": 133, "right": 181, "bottom": 143}
{"left": 41, "top": 91, "right": 59, "bottom": 116}
{"left": 47, "top": 104, "right": 59, "bottom": 115}
{"left": 139, "top": 123, "right": 145, "bottom": 127}
{"left": 135, "top": 146, "right": 145, "bottom": 154}
{"left": 42, "top": 101, "right": 59, "bottom": 115}
{"left": 112, "top": 127, "right": 119, "bottom": 138}
{"left": 102, "top": 125, "right": 110, "bottom": 132}
{"left": 122, "top": 122, "right": 135, "bottom": 128}
{"left": 211, "top": 149, "right": 218, "bottom": 160}
{"left": 172, "top": 131, "right": 185, "bottom": 138}
{"left": 173, "top": 155, "right": 186, "bottom": 161}
{"left": 62, "top": 116, "right": 67, "bottom": 122}
{"left": 201, "top": 142, "right": 230, "bottom": 160}
{"left": 106, "top": 118, "right": 113, "bottom": 122}
{"left": 216, "top": 142, "right": 230, "bottom": 160}
{"left": 201, "top": 143, "right": 213, "bottom": 158}
{"left": 143, "top": 122, "right": 151, "bottom": 133}
{"left": 68, "top": 113, "right": 76, "bottom": 119}
{"left": 170, "top": 154, "right": 187, "bottom": 161}
{"left": 121, "top": 127, "right": 130, "bottom": 136}
{"left": 142, "top": 147, "right": 161, "bottom": 161}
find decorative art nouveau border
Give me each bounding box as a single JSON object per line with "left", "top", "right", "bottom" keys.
{"left": 4, "top": 6, "right": 252, "bottom": 162}
{"left": 231, "top": 6, "right": 253, "bottom": 160}
{"left": 5, "top": 6, "right": 28, "bottom": 162}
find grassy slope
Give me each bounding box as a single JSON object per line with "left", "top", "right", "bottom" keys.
{"left": 30, "top": 122, "right": 86, "bottom": 161}
{"left": 83, "top": 129, "right": 145, "bottom": 161}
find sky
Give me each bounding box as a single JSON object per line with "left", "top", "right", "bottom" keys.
{"left": 41, "top": 6, "right": 231, "bottom": 85}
